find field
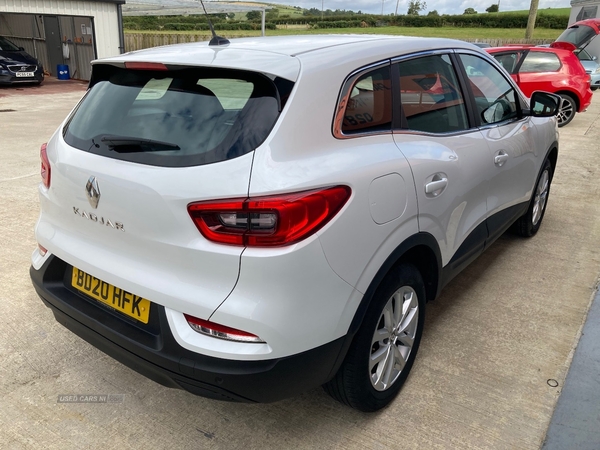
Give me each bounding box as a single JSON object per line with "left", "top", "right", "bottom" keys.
{"left": 228, "top": 2, "right": 304, "bottom": 20}
{"left": 501, "top": 7, "right": 570, "bottom": 15}
{"left": 124, "top": 3, "right": 568, "bottom": 46}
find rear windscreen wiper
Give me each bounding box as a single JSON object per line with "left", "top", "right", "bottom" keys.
{"left": 100, "top": 135, "right": 180, "bottom": 152}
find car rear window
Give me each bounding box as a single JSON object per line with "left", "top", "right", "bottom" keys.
{"left": 63, "top": 64, "right": 293, "bottom": 167}
{"left": 519, "top": 52, "right": 561, "bottom": 73}
{"left": 556, "top": 25, "right": 597, "bottom": 48}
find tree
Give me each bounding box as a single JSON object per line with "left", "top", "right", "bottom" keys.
{"left": 266, "top": 8, "right": 279, "bottom": 21}
{"left": 246, "top": 10, "right": 261, "bottom": 21}
{"left": 407, "top": 0, "right": 427, "bottom": 15}
{"left": 303, "top": 7, "right": 321, "bottom": 16}
{"left": 463, "top": 7, "right": 477, "bottom": 14}
{"left": 427, "top": 10, "right": 439, "bottom": 16}
{"left": 525, "top": 0, "right": 539, "bottom": 39}
{"left": 486, "top": 4, "right": 499, "bottom": 13}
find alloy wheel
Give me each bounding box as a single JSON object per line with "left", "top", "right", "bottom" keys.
{"left": 369, "top": 286, "right": 419, "bottom": 391}
{"left": 532, "top": 169, "right": 549, "bottom": 226}
{"left": 557, "top": 96, "right": 575, "bottom": 126}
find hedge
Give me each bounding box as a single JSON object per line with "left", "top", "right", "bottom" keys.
{"left": 124, "top": 12, "right": 568, "bottom": 31}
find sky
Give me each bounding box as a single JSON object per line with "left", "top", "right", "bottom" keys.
{"left": 257, "top": 0, "right": 572, "bottom": 16}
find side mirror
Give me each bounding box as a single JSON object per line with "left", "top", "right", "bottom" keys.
{"left": 18, "top": 46, "right": 25, "bottom": 51}
{"left": 525, "top": 91, "right": 561, "bottom": 117}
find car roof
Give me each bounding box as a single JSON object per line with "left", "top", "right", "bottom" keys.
{"left": 96, "top": 35, "right": 485, "bottom": 82}
{"left": 486, "top": 46, "right": 573, "bottom": 57}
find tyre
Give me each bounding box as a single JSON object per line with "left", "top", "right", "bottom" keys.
{"left": 323, "top": 264, "right": 426, "bottom": 412}
{"left": 557, "top": 93, "right": 576, "bottom": 127}
{"left": 512, "top": 158, "right": 552, "bottom": 237}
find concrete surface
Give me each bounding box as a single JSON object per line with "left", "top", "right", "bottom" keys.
{"left": 543, "top": 288, "right": 600, "bottom": 450}
{"left": 1, "top": 80, "right": 599, "bottom": 450}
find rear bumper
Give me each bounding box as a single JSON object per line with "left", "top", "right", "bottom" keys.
{"left": 579, "top": 89, "right": 594, "bottom": 112}
{"left": 30, "top": 255, "right": 348, "bottom": 403}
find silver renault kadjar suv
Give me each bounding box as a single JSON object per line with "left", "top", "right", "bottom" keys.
{"left": 30, "top": 35, "right": 560, "bottom": 411}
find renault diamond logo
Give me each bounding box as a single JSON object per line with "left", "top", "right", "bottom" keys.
{"left": 86, "top": 176, "right": 101, "bottom": 209}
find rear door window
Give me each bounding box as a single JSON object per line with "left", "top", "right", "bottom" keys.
{"left": 340, "top": 66, "right": 392, "bottom": 134}
{"left": 395, "top": 54, "right": 469, "bottom": 133}
{"left": 64, "top": 65, "right": 291, "bottom": 167}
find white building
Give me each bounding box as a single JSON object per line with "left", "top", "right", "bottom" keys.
{"left": 0, "top": 0, "right": 125, "bottom": 80}
{"left": 569, "top": 0, "right": 600, "bottom": 25}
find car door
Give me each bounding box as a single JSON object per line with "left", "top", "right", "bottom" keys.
{"left": 458, "top": 52, "right": 539, "bottom": 243}
{"left": 391, "top": 52, "right": 491, "bottom": 274}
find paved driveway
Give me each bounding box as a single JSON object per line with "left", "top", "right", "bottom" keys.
{"left": 1, "top": 81, "right": 599, "bottom": 449}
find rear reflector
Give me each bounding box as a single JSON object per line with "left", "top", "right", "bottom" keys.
{"left": 124, "top": 62, "right": 168, "bottom": 71}
{"left": 188, "top": 185, "right": 351, "bottom": 247}
{"left": 38, "top": 243, "right": 47, "bottom": 256}
{"left": 40, "top": 143, "right": 50, "bottom": 189}
{"left": 184, "top": 314, "right": 265, "bottom": 343}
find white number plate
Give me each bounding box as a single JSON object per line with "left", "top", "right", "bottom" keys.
{"left": 15, "top": 72, "right": 34, "bottom": 77}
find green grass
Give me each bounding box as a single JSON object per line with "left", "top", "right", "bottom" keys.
{"left": 125, "top": 27, "right": 562, "bottom": 40}
{"left": 499, "top": 7, "right": 570, "bottom": 15}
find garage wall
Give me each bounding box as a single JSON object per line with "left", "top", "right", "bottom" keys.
{"left": 0, "top": 0, "right": 120, "bottom": 58}
{"left": 0, "top": 14, "right": 49, "bottom": 74}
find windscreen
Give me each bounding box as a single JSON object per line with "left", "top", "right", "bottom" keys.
{"left": 63, "top": 64, "right": 292, "bottom": 167}
{"left": 0, "top": 36, "right": 20, "bottom": 51}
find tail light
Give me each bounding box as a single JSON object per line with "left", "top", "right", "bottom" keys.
{"left": 40, "top": 143, "right": 50, "bottom": 188}
{"left": 187, "top": 185, "right": 351, "bottom": 247}
{"left": 184, "top": 314, "right": 265, "bottom": 343}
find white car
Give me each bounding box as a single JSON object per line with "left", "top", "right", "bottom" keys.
{"left": 30, "top": 35, "right": 560, "bottom": 411}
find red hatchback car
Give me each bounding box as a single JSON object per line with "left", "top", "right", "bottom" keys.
{"left": 487, "top": 46, "right": 593, "bottom": 126}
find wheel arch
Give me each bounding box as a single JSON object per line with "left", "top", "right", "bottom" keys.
{"left": 347, "top": 232, "right": 441, "bottom": 337}
{"left": 555, "top": 90, "right": 580, "bottom": 111}
{"left": 545, "top": 141, "right": 559, "bottom": 182}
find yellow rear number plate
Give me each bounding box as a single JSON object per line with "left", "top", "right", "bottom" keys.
{"left": 71, "top": 267, "right": 151, "bottom": 324}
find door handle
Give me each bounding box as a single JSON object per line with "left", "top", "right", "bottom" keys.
{"left": 425, "top": 178, "right": 448, "bottom": 195}
{"left": 494, "top": 152, "right": 509, "bottom": 167}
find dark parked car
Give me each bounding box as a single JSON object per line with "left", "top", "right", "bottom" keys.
{"left": 0, "top": 36, "right": 44, "bottom": 85}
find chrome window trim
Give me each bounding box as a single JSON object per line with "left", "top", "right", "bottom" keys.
{"left": 332, "top": 60, "right": 392, "bottom": 140}
{"left": 390, "top": 48, "right": 457, "bottom": 64}
{"left": 476, "top": 116, "right": 530, "bottom": 132}
{"left": 332, "top": 48, "right": 531, "bottom": 140}
{"left": 392, "top": 128, "right": 480, "bottom": 138}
